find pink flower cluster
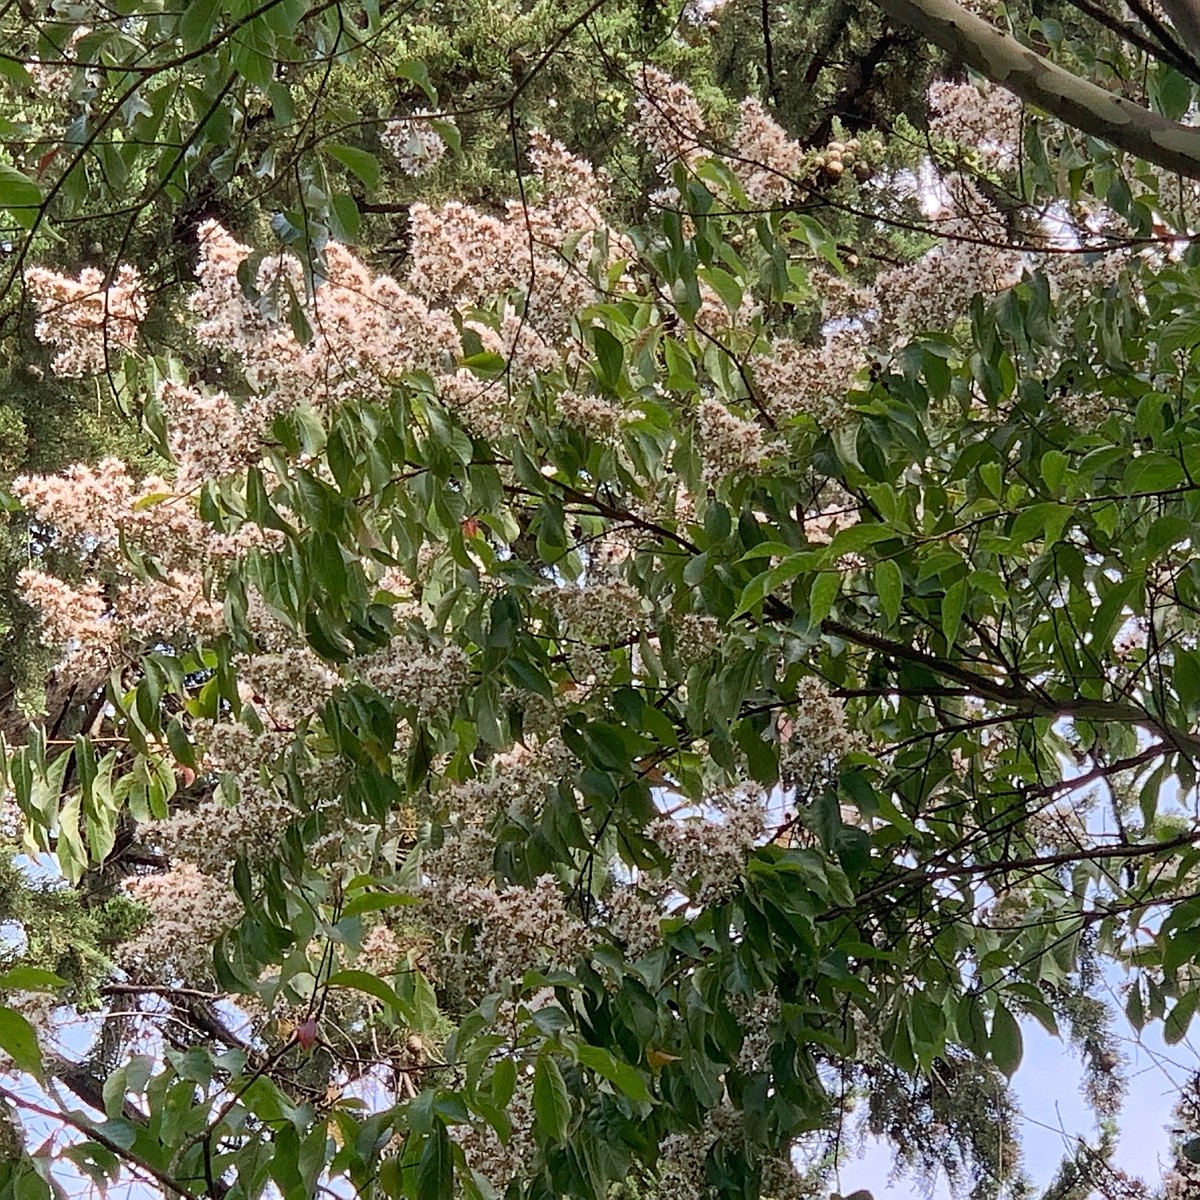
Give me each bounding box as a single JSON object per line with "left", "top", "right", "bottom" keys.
{"left": 24, "top": 264, "right": 146, "bottom": 377}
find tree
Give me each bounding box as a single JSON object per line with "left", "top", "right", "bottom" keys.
{"left": 5, "top": 0, "right": 1200, "bottom": 1198}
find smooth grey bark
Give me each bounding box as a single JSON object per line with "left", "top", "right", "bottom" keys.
{"left": 871, "top": 0, "right": 1200, "bottom": 180}
{"left": 1157, "top": 0, "right": 1200, "bottom": 60}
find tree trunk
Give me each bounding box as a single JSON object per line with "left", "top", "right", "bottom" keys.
{"left": 870, "top": 0, "right": 1200, "bottom": 180}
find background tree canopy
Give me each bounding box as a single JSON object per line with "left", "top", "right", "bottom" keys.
{"left": 6, "top": 0, "right": 1200, "bottom": 1197}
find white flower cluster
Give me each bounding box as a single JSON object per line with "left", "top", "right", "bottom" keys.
{"left": 240, "top": 650, "right": 339, "bottom": 727}
{"left": 422, "top": 825, "right": 496, "bottom": 887}
{"left": 557, "top": 389, "right": 635, "bottom": 440}
{"left": 648, "top": 784, "right": 766, "bottom": 904}
{"left": 544, "top": 580, "right": 645, "bottom": 644}
{"left": 604, "top": 882, "right": 665, "bottom": 959}
{"left": 407, "top": 136, "right": 623, "bottom": 323}
{"left": 158, "top": 380, "right": 257, "bottom": 490}
{"left": 751, "top": 329, "right": 862, "bottom": 428}
{"left": 152, "top": 789, "right": 298, "bottom": 876}
{"left": 656, "top": 1103, "right": 811, "bottom": 1199}
{"left": 438, "top": 738, "right": 574, "bottom": 825}
{"left": 657, "top": 1104, "right": 745, "bottom": 1200}
{"left": 15, "top": 573, "right": 113, "bottom": 678}
{"left": 353, "top": 641, "right": 470, "bottom": 716}
{"left": 423, "top": 874, "right": 591, "bottom": 990}
{"left": 528, "top": 131, "right": 633, "bottom": 264}
{"left": 14, "top": 453, "right": 282, "bottom": 674}
{"left": 732, "top": 991, "right": 780, "bottom": 1073}
{"left": 811, "top": 268, "right": 875, "bottom": 322}
{"left": 198, "top": 716, "right": 295, "bottom": 781}
{"left": 672, "top": 612, "right": 722, "bottom": 666}
{"left": 454, "top": 1081, "right": 537, "bottom": 1194}
{"left": 150, "top": 720, "right": 302, "bottom": 873}
{"left": 120, "top": 864, "right": 242, "bottom": 983}
{"left": 381, "top": 111, "right": 451, "bottom": 175}
{"left": 1113, "top": 617, "right": 1148, "bottom": 661}
{"left": 1057, "top": 391, "right": 1111, "bottom": 428}
{"left": 697, "top": 398, "right": 772, "bottom": 482}
{"left": 464, "top": 305, "right": 562, "bottom": 379}
{"left": 1040, "top": 248, "right": 1125, "bottom": 318}
{"left": 13, "top": 456, "right": 131, "bottom": 544}
{"left": 478, "top": 876, "right": 592, "bottom": 985}
{"left": 693, "top": 280, "right": 757, "bottom": 334}
{"left": 873, "top": 177, "right": 1021, "bottom": 337}
{"left": 730, "top": 98, "right": 802, "bottom": 206}
{"left": 802, "top": 492, "right": 859, "bottom": 545}
{"left": 928, "top": 80, "right": 1022, "bottom": 168}
{"left": 876, "top": 236, "right": 1020, "bottom": 336}
{"left": 778, "top": 676, "right": 859, "bottom": 793}
{"left": 404, "top": 147, "right": 625, "bottom": 434}
{"left": 634, "top": 65, "right": 707, "bottom": 168}
{"left": 1025, "top": 799, "right": 1091, "bottom": 857}
{"left": 191, "top": 222, "right": 462, "bottom": 418}
{"left": 21, "top": 460, "right": 273, "bottom": 574}
{"left": 24, "top": 263, "right": 146, "bottom": 377}
{"left": 435, "top": 368, "right": 515, "bottom": 440}
{"left": 357, "top": 923, "right": 408, "bottom": 977}
{"left": 656, "top": 1125, "right": 712, "bottom": 1200}
{"left": 1165, "top": 1075, "right": 1200, "bottom": 1197}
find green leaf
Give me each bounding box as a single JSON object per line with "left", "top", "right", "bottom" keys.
{"left": 330, "top": 192, "right": 361, "bottom": 242}
{"left": 1040, "top": 449, "right": 1068, "bottom": 494}
{"left": 324, "top": 143, "right": 380, "bottom": 191}
{"left": 0, "top": 165, "right": 41, "bottom": 227}
{"left": 0, "top": 968, "right": 66, "bottom": 992}
{"left": 342, "top": 891, "right": 422, "bottom": 918}
{"left": 0, "top": 58, "right": 32, "bottom": 88}
{"left": 0, "top": 1007, "right": 43, "bottom": 1078}
{"left": 1165, "top": 989, "right": 1199, "bottom": 1045}
{"left": 574, "top": 1044, "right": 652, "bottom": 1104}
{"left": 1151, "top": 64, "right": 1192, "bottom": 121}
{"left": 593, "top": 327, "right": 623, "bottom": 393}
{"left": 809, "top": 571, "right": 841, "bottom": 626}
{"left": 533, "top": 1054, "right": 571, "bottom": 1141}
{"left": 179, "top": 0, "right": 222, "bottom": 51}
{"left": 989, "top": 1002, "right": 1023, "bottom": 1078}
{"left": 874, "top": 560, "right": 903, "bottom": 627}
{"left": 941, "top": 578, "right": 968, "bottom": 648}
{"left": 956, "top": 992, "right": 989, "bottom": 1056}
{"left": 326, "top": 970, "right": 416, "bottom": 1022}
{"left": 1176, "top": 649, "right": 1200, "bottom": 713}
{"left": 416, "top": 1123, "right": 453, "bottom": 1200}
{"left": 698, "top": 265, "right": 743, "bottom": 315}
{"left": 396, "top": 58, "right": 436, "bottom": 102}
{"left": 795, "top": 215, "right": 843, "bottom": 271}
{"left": 732, "top": 553, "right": 813, "bottom": 617}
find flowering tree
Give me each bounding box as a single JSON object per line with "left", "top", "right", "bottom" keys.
{"left": 9, "top": 1, "right": 1200, "bottom": 1198}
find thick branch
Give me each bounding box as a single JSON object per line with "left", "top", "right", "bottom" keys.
{"left": 1157, "top": 0, "right": 1200, "bottom": 59}
{"left": 870, "top": 0, "right": 1200, "bottom": 179}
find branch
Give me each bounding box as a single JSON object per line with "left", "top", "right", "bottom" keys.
{"left": 1063, "top": 0, "right": 1200, "bottom": 85}
{"left": 1125, "top": 0, "right": 1200, "bottom": 68}
{"left": 869, "top": 0, "right": 1200, "bottom": 179}
{"left": 850, "top": 828, "right": 1200, "bottom": 910}
{"left": 0, "top": 1084, "right": 198, "bottom": 1198}
{"left": 821, "top": 617, "right": 1200, "bottom": 758}
{"left": 1156, "top": 0, "right": 1200, "bottom": 59}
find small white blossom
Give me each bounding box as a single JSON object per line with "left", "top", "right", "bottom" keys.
{"left": 381, "top": 111, "right": 452, "bottom": 175}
